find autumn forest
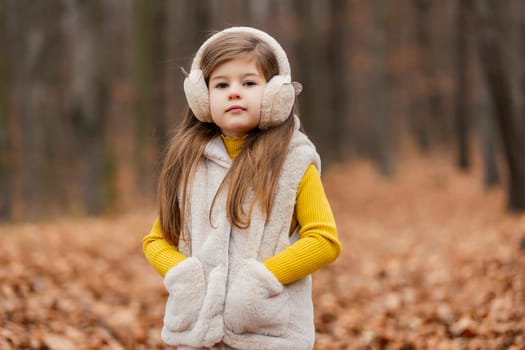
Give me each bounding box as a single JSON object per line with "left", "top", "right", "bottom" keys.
{"left": 1, "top": 0, "right": 525, "bottom": 349}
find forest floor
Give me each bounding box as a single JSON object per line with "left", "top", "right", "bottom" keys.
{"left": 1, "top": 151, "right": 524, "bottom": 350}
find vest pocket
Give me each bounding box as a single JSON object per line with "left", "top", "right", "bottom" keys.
{"left": 224, "top": 259, "right": 290, "bottom": 336}
{"left": 163, "top": 257, "right": 206, "bottom": 332}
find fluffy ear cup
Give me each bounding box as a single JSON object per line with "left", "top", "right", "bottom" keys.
{"left": 183, "top": 27, "right": 298, "bottom": 128}
{"left": 259, "top": 75, "right": 296, "bottom": 130}
{"left": 183, "top": 69, "right": 212, "bottom": 123}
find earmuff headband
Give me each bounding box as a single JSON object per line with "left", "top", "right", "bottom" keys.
{"left": 184, "top": 26, "right": 298, "bottom": 129}
{"left": 190, "top": 27, "right": 291, "bottom": 76}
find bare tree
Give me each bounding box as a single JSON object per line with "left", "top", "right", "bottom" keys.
{"left": 100, "top": 0, "right": 136, "bottom": 210}
{"left": 454, "top": 0, "right": 471, "bottom": 170}
{"left": 0, "top": 0, "right": 8, "bottom": 219}
{"left": 132, "top": 0, "right": 167, "bottom": 196}
{"left": 410, "top": 0, "right": 434, "bottom": 151}
{"left": 6, "top": 0, "right": 69, "bottom": 218}
{"left": 64, "top": 0, "right": 108, "bottom": 215}
{"left": 293, "top": 0, "right": 328, "bottom": 158}
{"left": 327, "top": 0, "right": 350, "bottom": 162}
{"left": 473, "top": 0, "right": 525, "bottom": 210}
{"left": 372, "top": 0, "right": 395, "bottom": 176}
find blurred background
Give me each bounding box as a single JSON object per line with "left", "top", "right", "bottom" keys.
{"left": 1, "top": 0, "right": 524, "bottom": 221}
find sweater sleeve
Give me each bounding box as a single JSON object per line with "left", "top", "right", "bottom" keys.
{"left": 143, "top": 217, "right": 187, "bottom": 276}
{"left": 263, "top": 164, "right": 342, "bottom": 285}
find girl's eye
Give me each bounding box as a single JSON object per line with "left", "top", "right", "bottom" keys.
{"left": 215, "top": 82, "right": 228, "bottom": 89}
{"left": 243, "top": 81, "right": 257, "bottom": 87}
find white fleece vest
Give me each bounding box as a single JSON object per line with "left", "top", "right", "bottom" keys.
{"left": 161, "top": 124, "right": 321, "bottom": 350}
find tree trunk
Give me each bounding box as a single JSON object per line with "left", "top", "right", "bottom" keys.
{"left": 165, "top": 0, "right": 212, "bottom": 130}
{"left": 64, "top": 0, "right": 107, "bottom": 215}
{"left": 411, "top": 0, "right": 433, "bottom": 151}
{"left": 473, "top": 0, "right": 525, "bottom": 210}
{"left": 293, "top": 0, "right": 329, "bottom": 162}
{"left": 133, "top": 0, "right": 168, "bottom": 197}
{"left": 478, "top": 100, "right": 501, "bottom": 188}
{"left": 372, "top": 0, "right": 395, "bottom": 176}
{"left": 454, "top": 0, "right": 471, "bottom": 170}
{"left": 6, "top": 0, "right": 56, "bottom": 219}
{"left": 150, "top": 1, "right": 167, "bottom": 162}
{"left": 0, "top": 0, "right": 9, "bottom": 219}
{"left": 327, "top": 0, "right": 350, "bottom": 162}
{"left": 100, "top": 0, "right": 136, "bottom": 211}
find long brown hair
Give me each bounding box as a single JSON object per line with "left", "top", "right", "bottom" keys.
{"left": 158, "top": 32, "right": 297, "bottom": 246}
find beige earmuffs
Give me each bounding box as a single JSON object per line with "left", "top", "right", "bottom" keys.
{"left": 183, "top": 26, "right": 301, "bottom": 130}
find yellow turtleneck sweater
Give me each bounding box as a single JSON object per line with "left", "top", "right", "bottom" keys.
{"left": 143, "top": 135, "right": 341, "bottom": 285}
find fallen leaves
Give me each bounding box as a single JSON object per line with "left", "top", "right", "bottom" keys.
{"left": 1, "top": 153, "right": 524, "bottom": 349}
{"left": 314, "top": 154, "right": 525, "bottom": 349}
{"left": 0, "top": 215, "right": 165, "bottom": 349}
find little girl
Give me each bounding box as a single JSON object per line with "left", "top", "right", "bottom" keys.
{"left": 143, "top": 26, "right": 341, "bottom": 350}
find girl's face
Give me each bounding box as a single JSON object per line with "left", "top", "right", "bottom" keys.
{"left": 208, "top": 55, "right": 267, "bottom": 137}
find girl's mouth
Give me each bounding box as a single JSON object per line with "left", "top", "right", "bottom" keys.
{"left": 226, "top": 105, "right": 245, "bottom": 112}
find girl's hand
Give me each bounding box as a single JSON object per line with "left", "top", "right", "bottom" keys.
{"left": 162, "top": 257, "right": 226, "bottom": 347}
{"left": 224, "top": 259, "right": 290, "bottom": 337}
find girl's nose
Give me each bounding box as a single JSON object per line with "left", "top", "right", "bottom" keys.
{"left": 228, "top": 91, "right": 240, "bottom": 100}
{"left": 228, "top": 84, "right": 241, "bottom": 100}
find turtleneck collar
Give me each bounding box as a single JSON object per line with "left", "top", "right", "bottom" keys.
{"left": 220, "top": 134, "right": 247, "bottom": 159}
